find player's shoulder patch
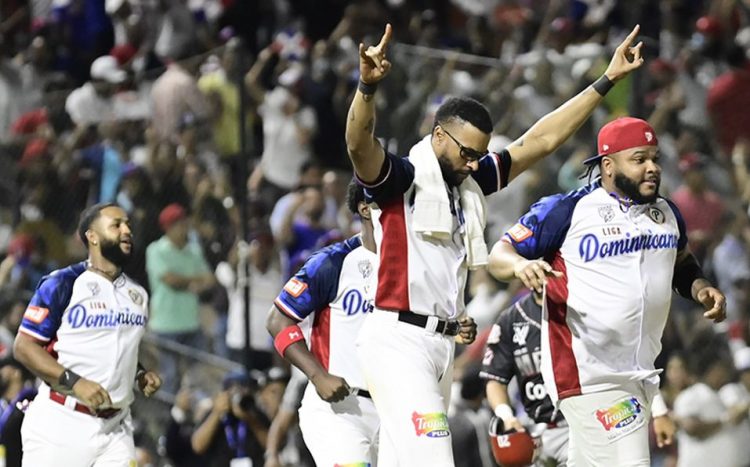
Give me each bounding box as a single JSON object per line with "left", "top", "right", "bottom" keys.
{"left": 487, "top": 323, "right": 502, "bottom": 344}
{"left": 508, "top": 223, "right": 533, "bottom": 242}
{"left": 24, "top": 305, "right": 49, "bottom": 324}
{"left": 283, "top": 278, "right": 308, "bottom": 298}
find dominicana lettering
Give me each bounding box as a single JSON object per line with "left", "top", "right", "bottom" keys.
{"left": 579, "top": 231, "right": 678, "bottom": 262}
{"left": 67, "top": 305, "right": 147, "bottom": 329}
{"left": 342, "top": 289, "right": 373, "bottom": 316}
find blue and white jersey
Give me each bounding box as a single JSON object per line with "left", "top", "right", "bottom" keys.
{"left": 20, "top": 262, "right": 149, "bottom": 408}
{"left": 503, "top": 181, "right": 687, "bottom": 403}
{"left": 274, "top": 236, "right": 378, "bottom": 390}
{"left": 360, "top": 150, "right": 510, "bottom": 319}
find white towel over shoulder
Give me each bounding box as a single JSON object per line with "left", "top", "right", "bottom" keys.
{"left": 409, "top": 135, "right": 488, "bottom": 269}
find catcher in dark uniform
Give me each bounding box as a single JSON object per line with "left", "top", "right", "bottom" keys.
{"left": 481, "top": 292, "right": 568, "bottom": 466}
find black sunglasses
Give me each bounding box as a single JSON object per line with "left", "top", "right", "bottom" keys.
{"left": 441, "top": 127, "right": 488, "bottom": 162}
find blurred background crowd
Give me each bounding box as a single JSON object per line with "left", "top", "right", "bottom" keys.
{"left": 1, "top": 0, "right": 750, "bottom": 465}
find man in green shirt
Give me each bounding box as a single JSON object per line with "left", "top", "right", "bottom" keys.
{"left": 146, "top": 203, "right": 215, "bottom": 393}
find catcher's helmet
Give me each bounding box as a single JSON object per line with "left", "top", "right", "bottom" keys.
{"left": 488, "top": 417, "right": 542, "bottom": 467}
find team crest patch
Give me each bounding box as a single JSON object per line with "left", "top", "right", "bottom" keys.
{"left": 412, "top": 411, "right": 450, "bottom": 438}
{"left": 128, "top": 289, "right": 144, "bottom": 306}
{"left": 508, "top": 223, "right": 533, "bottom": 242}
{"left": 595, "top": 396, "right": 646, "bottom": 442}
{"left": 512, "top": 322, "right": 530, "bottom": 346}
{"left": 87, "top": 282, "right": 100, "bottom": 295}
{"left": 648, "top": 207, "right": 665, "bottom": 224}
{"left": 358, "top": 260, "right": 372, "bottom": 279}
{"left": 598, "top": 205, "right": 615, "bottom": 223}
{"left": 283, "top": 278, "right": 308, "bottom": 298}
{"left": 24, "top": 306, "right": 49, "bottom": 324}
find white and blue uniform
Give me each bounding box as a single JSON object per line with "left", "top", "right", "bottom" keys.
{"left": 356, "top": 150, "right": 510, "bottom": 467}
{"left": 503, "top": 181, "right": 688, "bottom": 466}
{"left": 19, "top": 262, "right": 148, "bottom": 467}
{"left": 274, "top": 235, "right": 379, "bottom": 467}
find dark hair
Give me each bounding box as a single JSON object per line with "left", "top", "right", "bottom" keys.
{"left": 346, "top": 178, "right": 366, "bottom": 214}
{"left": 77, "top": 203, "right": 119, "bottom": 248}
{"left": 726, "top": 44, "right": 747, "bottom": 68}
{"left": 433, "top": 96, "right": 493, "bottom": 134}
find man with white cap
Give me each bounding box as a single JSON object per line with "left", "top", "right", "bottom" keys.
{"left": 488, "top": 117, "right": 726, "bottom": 466}
{"left": 65, "top": 56, "right": 127, "bottom": 126}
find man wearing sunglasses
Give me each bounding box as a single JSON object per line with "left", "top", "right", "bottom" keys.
{"left": 345, "top": 22, "right": 644, "bottom": 466}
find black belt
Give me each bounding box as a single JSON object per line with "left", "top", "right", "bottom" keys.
{"left": 397, "top": 311, "right": 460, "bottom": 336}
{"left": 352, "top": 388, "right": 371, "bottom": 399}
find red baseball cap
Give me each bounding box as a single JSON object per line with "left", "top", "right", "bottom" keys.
{"left": 583, "top": 117, "right": 658, "bottom": 165}
{"left": 159, "top": 203, "right": 187, "bottom": 232}
{"left": 678, "top": 152, "right": 706, "bottom": 173}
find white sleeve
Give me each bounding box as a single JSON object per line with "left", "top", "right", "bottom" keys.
{"left": 673, "top": 387, "right": 702, "bottom": 419}
{"left": 215, "top": 262, "right": 235, "bottom": 289}
{"left": 718, "top": 384, "right": 745, "bottom": 408}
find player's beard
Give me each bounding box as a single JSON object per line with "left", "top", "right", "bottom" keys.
{"left": 99, "top": 237, "right": 131, "bottom": 268}
{"left": 613, "top": 172, "right": 659, "bottom": 204}
{"left": 437, "top": 153, "right": 464, "bottom": 187}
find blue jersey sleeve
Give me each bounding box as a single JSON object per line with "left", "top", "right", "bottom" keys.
{"left": 664, "top": 198, "right": 688, "bottom": 251}
{"left": 504, "top": 194, "right": 575, "bottom": 259}
{"left": 358, "top": 152, "right": 415, "bottom": 205}
{"left": 470, "top": 150, "right": 512, "bottom": 195}
{"left": 19, "top": 263, "right": 85, "bottom": 342}
{"left": 273, "top": 238, "right": 358, "bottom": 321}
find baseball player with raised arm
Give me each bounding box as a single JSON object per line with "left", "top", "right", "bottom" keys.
{"left": 13, "top": 203, "right": 161, "bottom": 466}
{"left": 346, "top": 23, "right": 645, "bottom": 466}
{"left": 266, "top": 181, "right": 380, "bottom": 467}
{"left": 487, "top": 117, "right": 725, "bottom": 466}
{"left": 481, "top": 291, "right": 569, "bottom": 466}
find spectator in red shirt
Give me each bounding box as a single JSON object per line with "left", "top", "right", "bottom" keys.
{"left": 671, "top": 153, "right": 726, "bottom": 262}
{"left": 707, "top": 46, "right": 750, "bottom": 157}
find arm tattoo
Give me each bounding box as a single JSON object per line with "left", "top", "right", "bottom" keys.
{"left": 362, "top": 93, "right": 374, "bottom": 103}
{"left": 349, "top": 107, "right": 356, "bottom": 122}
{"left": 364, "top": 118, "right": 374, "bottom": 133}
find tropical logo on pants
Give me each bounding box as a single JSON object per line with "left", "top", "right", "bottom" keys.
{"left": 595, "top": 396, "right": 642, "bottom": 431}
{"left": 412, "top": 411, "right": 450, "bottom": 438}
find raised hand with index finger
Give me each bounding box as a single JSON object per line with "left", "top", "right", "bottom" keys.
{"left": 359, "top": 23, "right": 393, "bottom": 85}
{"left": 604, "top": 24, "right": 646, "bottom": 82}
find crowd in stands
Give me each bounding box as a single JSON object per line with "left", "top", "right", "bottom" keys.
{"left": 1, "top": 0, "right": 750, "bottom": 465}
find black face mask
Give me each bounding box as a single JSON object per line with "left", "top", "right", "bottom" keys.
{"left": 614, "top": 172, "right": 659, "bottom": 204}
{"left": 99, "top": 237, "right": 131, "bottom": 268}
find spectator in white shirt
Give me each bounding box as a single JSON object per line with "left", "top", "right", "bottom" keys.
{"left": 674, "top": 349, "right": 748, "bottom": 467}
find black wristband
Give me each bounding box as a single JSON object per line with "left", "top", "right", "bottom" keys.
{"left": 58, "top": 369, "right": 82, "bottom": 390}
{"left": 358, "top": 80, "right": 378, "bottom": 95}
{"left": 592, "top": 75, "right": 615, "bottom": 96}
